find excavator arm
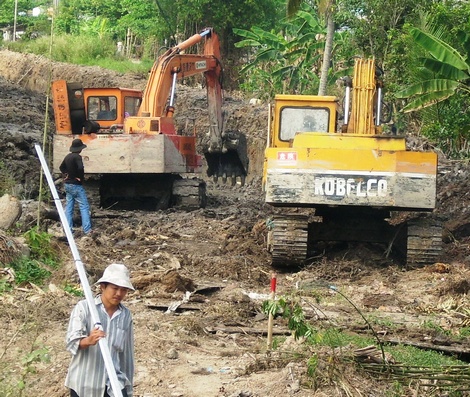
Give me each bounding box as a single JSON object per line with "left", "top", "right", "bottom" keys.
{"left": 128, "top": 27, "right": 248, "bottom": 182}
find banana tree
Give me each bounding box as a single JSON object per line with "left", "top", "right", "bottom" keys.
{"left": 396, "top": 27, "right": 470, "bottom": 112}
{"left": 234, "top": 11, "right": 326, "bottom": 96}
{"left": 287, "top": 0, "right": 335, "bottom": 95}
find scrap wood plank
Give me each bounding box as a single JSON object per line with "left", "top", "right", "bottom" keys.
{"left": 194, "top": 283, "right": 224, "bottom": 294}
{"left": 205, "top": 325, "right": 291, "bottom": 336}
{"left": 146, "top": 301, "right": 203, "bottom": 311}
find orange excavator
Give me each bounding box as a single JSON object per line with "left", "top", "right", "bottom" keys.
{"left": 51, "top": 28, "right": 248, "bottom": 210}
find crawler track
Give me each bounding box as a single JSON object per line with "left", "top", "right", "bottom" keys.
{"left": 267, "top": 215, "right": 308, "bottom": 265}
{"left": 172, "top": 178, "right": 207, "bottom": 210}
{"left": 406, "top": 217, "right": 443, "bottom": 266}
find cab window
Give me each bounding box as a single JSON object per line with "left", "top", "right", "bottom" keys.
{"left": 124, "top": 96, "right": 141, "bottom": 117}
{"left": 88, "top": 96, "right": 117, "bottom": 121}
{"left": 279, "top": 107, "right": 329, "bottom": 141}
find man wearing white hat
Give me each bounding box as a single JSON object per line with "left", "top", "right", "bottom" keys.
{"left": 65, "top": 264, "right": 135, "bottom": 397}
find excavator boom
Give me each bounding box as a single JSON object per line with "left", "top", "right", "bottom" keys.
{"left": 126, "top": 27, "right": 248, "bottom": 181}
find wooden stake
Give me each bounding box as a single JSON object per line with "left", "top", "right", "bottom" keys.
{"left": 267, "top": 273, "right": 277, "bottom": 350}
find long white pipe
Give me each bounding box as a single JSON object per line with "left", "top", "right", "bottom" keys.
{"left": 34, "top": 144, "right": 123, "bottom": 397}
{"left": 344, "top": 85, "right": 351, "bottom": 125}
{"left": 375, "top": 86, "right": 382, "bottom": 126}
{"left": 169, "top": 71, "right": 178, "bottom": 107}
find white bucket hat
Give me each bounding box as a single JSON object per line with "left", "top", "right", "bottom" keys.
{"left": 96, "top": 263, "right": 134, "bottom": 291}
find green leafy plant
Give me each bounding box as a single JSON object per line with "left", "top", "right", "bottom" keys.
{"left": 459, "top": 327, "right": 470, "bottom": 338}
{"left": 23, "top": 227, "right": 58, "bottom": 268}
{"left": 0, "top": 327, "right": 51, "bottom": 397}
{"left": 0, "top": 278, "right": 12, "bottom": 293}
{"left": 419, "top": 94, "right": 470, "bottom": 159}
{"left": 396, "top": 25, "right": 470, "bottom": 113}
{"left": 20, "top": 341, "right": 51, "bottom": 372}
{"left": 422, "top": 319, "right": 452, "bottom": 336}
{"left": 263, "top": 296, "right": 318, "bottom": 340}
{"left": 234, "top": 5, "right": 326, "bottom": 98}
{"left": 391, "top": 343, "right": 466, "bottom": 367}
{"left": 63, "top": 283, "right": 84, "bottom": 297}
{"left": 10, "top": 257, "right": 51, "bottom": 286}
{"left": 1, "top": 228, "right": 60, "bottom": 290}
{"left": 264, "top": 286, "right": 469, "bottom": 394}
{"left": 306, "top": 353, "right": 318, "bottom": 377}
{"left": 17, "top": 342, "right": 51, "bottom": 396}
{"left": 270, "top": 336, "right": 286, "bottom": 350}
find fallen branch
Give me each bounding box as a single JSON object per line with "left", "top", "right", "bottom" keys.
{"left": 205, "top": 325, "right": 291, "bottom": 336}
{"left": 382, "top": 337, "right": 470, "bottom": 356}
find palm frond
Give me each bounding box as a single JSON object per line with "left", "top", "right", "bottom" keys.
{"left": 421, "top": 58, "right": 469, "bottom": 81}
{"left": 397, "top": 79, "right": 459, "bottom": 98}
{"left": 410, "top": 28, "right": 469, "bottom": 71}
{"left": 402, "top": 89, "right": 457, "bottom": 112}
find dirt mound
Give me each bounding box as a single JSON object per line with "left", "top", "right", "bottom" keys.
{"left": 0, "top": 49, "right": 146, "bottom": 93}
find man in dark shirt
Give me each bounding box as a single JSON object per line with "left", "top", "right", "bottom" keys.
{"left": 59, "top": 138, "right": 92, "bottom": 235}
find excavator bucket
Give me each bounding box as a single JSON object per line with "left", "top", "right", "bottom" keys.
{"left": 203, "top": 130, "right": 249, "bottom": 185}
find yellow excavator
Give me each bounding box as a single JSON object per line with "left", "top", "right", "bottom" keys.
{"left": 263, "top": 58, "right": 441, "bottom": 266}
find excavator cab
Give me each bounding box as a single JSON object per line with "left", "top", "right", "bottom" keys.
{"left": 52, "top": 80, "right": 142, "bottom": 134}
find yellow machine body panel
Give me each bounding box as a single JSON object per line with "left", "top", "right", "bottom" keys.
{"left": 264, "top": 142, "right": 437, "bottom": 209}
{"left": 291, "top": 132, "right": 406, "bottom": 151}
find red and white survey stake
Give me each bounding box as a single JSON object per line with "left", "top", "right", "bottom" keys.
{"left": 267, "top": 273, "right": 277, "bottom": 349}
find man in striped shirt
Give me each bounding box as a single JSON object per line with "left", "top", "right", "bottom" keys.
{"left": 65, "top": 264, "right": 135, "bottom": 397}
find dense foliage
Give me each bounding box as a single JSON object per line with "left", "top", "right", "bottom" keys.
{"left": 0, "top": 0, "right": 469, "bottom": 157}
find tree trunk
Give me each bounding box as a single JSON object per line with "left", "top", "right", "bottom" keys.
{"left": 318, "top": 12, "right": 334, "bottom": 96}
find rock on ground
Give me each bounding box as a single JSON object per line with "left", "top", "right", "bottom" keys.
{"left": 0, "top": 194, "right": 22, "bottom": 229}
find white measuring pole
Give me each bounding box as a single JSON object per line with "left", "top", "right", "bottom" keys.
{"left": 34, "top": 144, "right": 123, "bottom": 397}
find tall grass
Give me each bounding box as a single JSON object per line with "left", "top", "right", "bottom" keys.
{"left": 4, "top": 34, "right": 152, "bottom": 74}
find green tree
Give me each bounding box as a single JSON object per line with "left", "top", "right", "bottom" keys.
{"left": 0, "top": 0, "right": 43, "bottom": 32}
{"left": 54, "top": 0, "right": 86, "bottom": 35}
{"left": 420, "top": 95, "right": 470, "bottom": 159}
{"left": 50, "top": 0, "right": 284, "bottom": 66}
{"left": 396, "top": 27, "right": 470, "bottom": 112}
{"left": 287, "top": 0, "right": 336, "bottom": 95}
{"left": 54, "top": 0, "right": 126, "bottom": 37}
{"left": 337, "top": 0, "right": 419, "bottom": 62}
{"left": 200, "top": 0, "right": 284, "bottom": 55}
{"left": 334, "top": 0, "right": 442, "bottom": 100}
{"left": 395, "top": 8, "right": 470, "bottom": 159}
{"left": 234, "top": 8, "right": 327, "bottom": 98}
{"left": 118, "top": 0, "right": 161, "bottom": 40}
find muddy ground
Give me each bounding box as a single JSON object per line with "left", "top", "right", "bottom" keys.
{"left": 1, "top": 49, "right": 470, "bottom": 397}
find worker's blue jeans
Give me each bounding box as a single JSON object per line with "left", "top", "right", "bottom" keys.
{"left": 64, "top": 183, "right": 92, "bottom": 234}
